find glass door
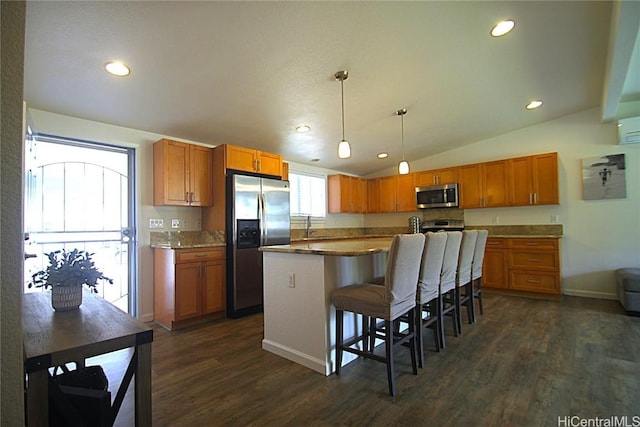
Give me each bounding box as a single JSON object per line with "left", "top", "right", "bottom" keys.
{"left": 24, "top": 133, "right": 136, "bottom": 315}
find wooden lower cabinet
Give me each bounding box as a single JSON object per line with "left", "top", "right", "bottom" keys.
{"left": 483, "top": 237, "right": 560, "bottom": 295}
{"left": 154, "top": 247, "right": 226, "bottom": 330}
{"left": 482, "top": 238, "right": 508, "bottom": 289}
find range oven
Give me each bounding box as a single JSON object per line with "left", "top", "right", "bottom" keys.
{"left": 421, "top": 219, "right": 465, "bottom": 233}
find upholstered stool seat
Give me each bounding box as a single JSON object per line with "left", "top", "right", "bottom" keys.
{"left": 332, "top": 233, "right": 425, "bottom": 397}
{"left": 333, "top": 284, "right": 418, "bottom": 320}
{"left": 616, "top": 268, "right": 640, "bottom": 316}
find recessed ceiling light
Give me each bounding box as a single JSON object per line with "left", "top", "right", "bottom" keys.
{"left": 105, "top": 61, "right": 130, "bottom": 77}
{"left": 490, "top": 20, "right": 515, "bottom": 37}
{"left": 526, "top": 100, "right": 543, "bottom": 110}
{"left": 377, "top": 152, "right": 389, "bottom": 159}
{"left": 296, "top": 125, "right": 311, "bottom": 133}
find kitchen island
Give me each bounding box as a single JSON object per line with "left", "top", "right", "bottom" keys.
{"left": 260, "top": 237, "right": 393, "bottom": 375}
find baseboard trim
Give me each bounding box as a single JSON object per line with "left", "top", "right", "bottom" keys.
{"left": 562, "top": 289, "right": 617, "bottom": 300}
{"left": 140, "top": 313, "right": 154, "bottom": 323}
{"left": 262, "top": 339, "right": 330, "bottom": 376}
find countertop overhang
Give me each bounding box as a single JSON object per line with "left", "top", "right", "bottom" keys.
{"left": 260, "top": 237, "right": 394, "bottom": 256}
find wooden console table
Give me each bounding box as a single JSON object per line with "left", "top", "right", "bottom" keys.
{"left": 23, "top": 291, "right": 153, "bottom": 426}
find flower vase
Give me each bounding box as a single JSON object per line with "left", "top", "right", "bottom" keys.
{"left": 51, "top": 286, "right": 83, "bottom": 311}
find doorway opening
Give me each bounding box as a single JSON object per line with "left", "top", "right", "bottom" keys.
{"left": 24, "top": 133, "right": 137, "bottom": 315}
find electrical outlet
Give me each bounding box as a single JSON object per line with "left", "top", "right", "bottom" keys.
{"left": 171, "top": 219, "right": 180, "bottom": 229}
{"left": 149, "top": 218, "right": 164, "bottom": 229}
{"left": 288, "top": 272, "right": 295, "bottom": 288}
{"left": 492, "top": 216, "right": 500, "bottom": 225}
{"left": 551, "top": 215, "right": 560, "bottom": 223}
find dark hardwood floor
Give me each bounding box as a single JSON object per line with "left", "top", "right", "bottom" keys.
{"left": 91, "top": 293, "right": 640, "bottom": 426}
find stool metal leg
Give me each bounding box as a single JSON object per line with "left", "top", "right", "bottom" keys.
{"left": 335, "top": 309, "right": 343, "bottom": 375}
{"left": 408, "top": 308, "right": 418, "bottom": 375}
{"left": 415, "top": 304, "right": 424, "bottom": 369}
{"left": 385, "top": 319, "right": 395, "bottom": 397}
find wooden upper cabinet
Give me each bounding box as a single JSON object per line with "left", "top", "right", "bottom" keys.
{"left": 281, "top": 162, "right": 289, "bottom": 181}
{"left": 458, "top": 160, "right": 507, "bottom": 209}
{"left": 225, "top": 145, "right": 256, "bottom": 172}
{"left": 396, "top": 173, "right": 416, "bottom": 212}
{"left": 375, "top": 174, "right": 416, "bottom": 213}
{"left": 415, "top": 167, "right": 457, "bottom": 186}
{"left": 224, "top": 144, "right": 282, "bottom": 177}
{"left": 190, "top": 145, "right": 213, "bottom": 206}
{"left": 532, "top": 153, "right": 559, "bottom": 205}
{"left": 482, "top": 160, "right": 508, "bottom": 208}
{"left": 257, "top": 151, "right": 283, "bottom": 176}
{"left": 508, "top": 152, "right": 558, "bottom": 206}
{"left": 328, "top": 174, "right": 366, "bottom": 213}
{"left": 458, "top": 164, "right": 483, "bottom": 208}
{"left": 366, "top": 178, "right": 380, "bottom": 213}
{"left": 153, "top": 139, "right": 212, "bottom": 206}
{"left": 377, "top": 176, "right": 398, "bottom": 213}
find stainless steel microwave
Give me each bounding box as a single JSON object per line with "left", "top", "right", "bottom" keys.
{"left": 416, "top": 183, "right": 459, "bottom": 209}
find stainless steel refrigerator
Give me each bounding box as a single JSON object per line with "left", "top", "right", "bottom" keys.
{"left": 227, "top": 173, "right": 290, "bottom": 318}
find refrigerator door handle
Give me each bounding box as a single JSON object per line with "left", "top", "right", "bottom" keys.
{"left": 260, "top": 193, "right": 267, "bottom": 245}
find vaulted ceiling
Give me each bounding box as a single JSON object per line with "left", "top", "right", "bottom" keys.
{"left": 24, "top": 1, "right": 639, "bottom": 176}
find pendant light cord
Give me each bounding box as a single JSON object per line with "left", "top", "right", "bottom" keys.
{"left": 340, "top": 79, "right": 346, "bottom": 141}
{"left": 401, "top": 113, "right": 405, "bottom": 160}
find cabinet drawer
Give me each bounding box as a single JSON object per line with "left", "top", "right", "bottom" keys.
{"left": 509, "top": 250, "right": 559, "bottom": 270}
{"left": 508, "top": 238, "right": 557, "bottom": 250}
{"left": 175, "top": 248, "right": 224, "bottom": 263}
{"left": 510, "top": 270, "right": 560, "bottom": 294}
{"left": 485, "top": 238, "right": 506, "bottom": 248}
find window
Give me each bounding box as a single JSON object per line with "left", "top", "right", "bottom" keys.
{"left": 289, "top": 171, "right": 326, "bottom": 217}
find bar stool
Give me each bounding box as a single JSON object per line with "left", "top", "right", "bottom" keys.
{"left": 439, "top": 231, "right": 462, "bottom": 349}
{"left": 471, "top": 229, "right": 489, "bottom": 322}
{"left": 456, "top": 230, "right": 478, "bottom": 333}
{"left": 415, "top": 231, "right": 448, "bottom": 368}
{"left": 332, "top": 233, "right": 425, "bottom": 397}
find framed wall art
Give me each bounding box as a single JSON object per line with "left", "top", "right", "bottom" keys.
{"left": 582, "top": 153, "right": 626, "bottom": 200}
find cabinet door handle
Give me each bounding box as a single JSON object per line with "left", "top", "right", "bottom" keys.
{"left": 527, "top": 279, "right": 541, "bottom": 284}
{"left": 185, "top": 192, "right": 189, "bottom": 203}
{"left": 195, "top": 254, "right": 208, "bottom": 258}
{"left": 533, "top": 193, "right": 538, "bottom": 204}
{"left": 526, "top": 242, "right": 539, "bottom": 246}
{"left": 527, "top": 258, "right": 541, "bottom": 262}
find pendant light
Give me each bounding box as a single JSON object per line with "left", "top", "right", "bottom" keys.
{"left": 396, "top": 108, "right": 409, "bottom": 175}
{"left": 335, "top": 71, "right": 351, "bottom": 159}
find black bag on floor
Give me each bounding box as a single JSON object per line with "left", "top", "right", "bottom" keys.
{"left": 48, "top": 365, "right": 111, "bottom": 427}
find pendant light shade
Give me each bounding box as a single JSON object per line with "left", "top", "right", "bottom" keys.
{"left": 338, "top": 140, "right": 351, "bottom": 159}
{"left": 396, "top": 108, "right": 409, "bottom": 175}
{"left": 398, "top": 160, "right": 410, "bottom": 175}
{"left": 335, "top": 71, "right": 351, "bottom": 159}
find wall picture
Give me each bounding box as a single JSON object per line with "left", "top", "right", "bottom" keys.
{"left": 582, "top": 153, "right": 626, "bottom": 200}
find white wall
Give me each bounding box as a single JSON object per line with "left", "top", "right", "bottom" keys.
{"left": 366, "top": 108, "right": 640, "bottom": 299}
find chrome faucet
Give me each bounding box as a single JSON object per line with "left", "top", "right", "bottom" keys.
{"left": 306, "top": 215, "right": 311, "bottom": 239}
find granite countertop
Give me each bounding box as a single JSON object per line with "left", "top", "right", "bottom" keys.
{"left": 151, "top": 242, "right": 225, "bottom": 249}
{"left": 464, "top": 224, "right": 563, "bottom": 239}
{"left": 260, "top": 237, "right": 394, "bottom": 256}
{"left": 150, "top": 230, "right": 225, "bottom": 249}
